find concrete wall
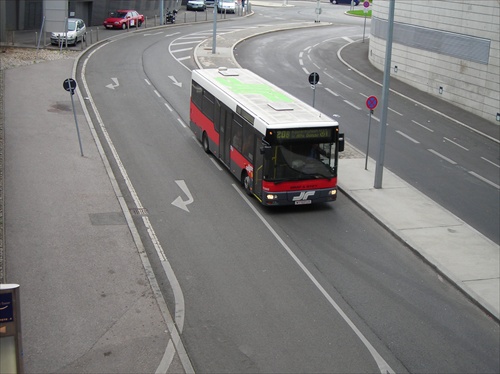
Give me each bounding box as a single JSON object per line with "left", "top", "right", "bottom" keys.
{"left": 369, "top": 0, "right": 500, "bottom": 124}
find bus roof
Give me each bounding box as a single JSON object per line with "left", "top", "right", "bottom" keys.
{"left": 192, "top": 68, "right": 338, "bottom": 135}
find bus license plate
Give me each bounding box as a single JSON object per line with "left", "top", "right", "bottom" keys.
{"left": 295, "top": 200, "right": 312, "bottom": 205}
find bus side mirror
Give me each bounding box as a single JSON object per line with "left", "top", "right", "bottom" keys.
{"left": 338, "top": 133, "right": 345, "bottom": 152}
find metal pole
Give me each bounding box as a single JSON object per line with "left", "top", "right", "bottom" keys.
{"left": 374, "top": 0, "right": 395, "bottom": 189}
{"left": 160, "top": 0, "right": 164, "bottom": 25}
{"left": 212, "top": 2, "right": 217, "bottom": 53}
{"left": 67, "top": 79, "right": 84, "bottom": 157}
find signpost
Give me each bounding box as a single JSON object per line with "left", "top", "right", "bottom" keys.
{"left": 365, "top": 95, "right": 378, "bottom": 170}
{"left": 362, "top": 1, "right": 370, "bottom": 43}
{"left": 63, "top": 78, "right": 84, "bottom": 156}
{"left": 309, "top": 72, "right": 320, "bottom": 107}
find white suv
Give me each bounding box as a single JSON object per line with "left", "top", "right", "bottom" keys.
{"left": 50, "top": 18, "right": 86, "bottom": 46}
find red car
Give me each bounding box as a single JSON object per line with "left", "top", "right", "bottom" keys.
{"left": 103, "top": 10, "right": 144, "bottom": 30}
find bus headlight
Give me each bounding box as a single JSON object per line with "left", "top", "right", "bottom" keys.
{"left": 266, "top": 194, "right": 278, "bottom": 200}
{"left": 328, "top": 189, "right": 337, "bottom": 196}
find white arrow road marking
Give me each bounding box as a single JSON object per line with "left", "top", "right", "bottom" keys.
{"left": 171, "top": 180, "right": 193, "bottom": 212}
{"left": 106, "top": 77, "right": 119, "bottom": 90}
{"left": 168, "top": 75, "right": 182, "bottom": 88}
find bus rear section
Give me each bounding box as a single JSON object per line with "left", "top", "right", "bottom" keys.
{"left": 189, "top": 68, "right": 344, "bottom": 206}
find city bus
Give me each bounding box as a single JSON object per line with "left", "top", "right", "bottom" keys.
{"left": 190, "top": 68, "right": 344, "bottom": 206}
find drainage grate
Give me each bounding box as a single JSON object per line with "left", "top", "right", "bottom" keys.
{"left": 130, "top": 207, "right": 149, "bottom": 216}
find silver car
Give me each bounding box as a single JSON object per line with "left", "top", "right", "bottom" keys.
{"left": 50, "top": 18, "right": 86, "bottom": 46}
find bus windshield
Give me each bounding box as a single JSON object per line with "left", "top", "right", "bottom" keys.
{"left": 263, "top": 141, "right": 336, "bottom": 182}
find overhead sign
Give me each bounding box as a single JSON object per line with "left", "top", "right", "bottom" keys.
{"left": 366, "top": 95, "right": 378, "bottom": 110}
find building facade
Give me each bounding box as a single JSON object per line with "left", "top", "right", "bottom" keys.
{"left": 369, "top": 0, "right": 500, "bottom": 124}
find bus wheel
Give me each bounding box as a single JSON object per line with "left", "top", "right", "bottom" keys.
{"left": 242, "top": 171, "right": 252, "bottom": 196}
{"left": 202, "top": 132, "right": 210, "bottom": 154}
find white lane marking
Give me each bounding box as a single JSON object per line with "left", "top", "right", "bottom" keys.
{"left": 164, "top": 102, "right": 173, "bottom": 112}
{"left": 412, "top": 120, "right": 434, "bottom": 132}
{"left": 342, "top": 36, "right": 354, "bottom": 43}
{"left": 359, "top": 93, "right": 368, "bottom": 98}
{"left": 481, "top": 157, "right": 500, "bottom": 168}
{"left": 177, "top": 118, "right": 187, "bottom": 128}
{"left": 154, "top": 90, "right": 162, "bottom": 98}
{"left": 177, "top": 56, "right": 191, "bottom": 61}
{"left": 325, "top": 88, "right": 339, "bottom": 97}
{"left": 232, "top": 184, "right": 396, "bottom": 374}
{"left": 444, "top": 137, "right": 469, "bottom": 151}
{"left": 302, "top": 67, "right": 310, "bottom": 75}
{"left": 389, "top": 107, "right": 403, "bottom": 116}
{"left": 299, "top": 58, "right": 304, "bottom": 65}
{"left": 468, "top": 171, "right": 500, "bottom": 189}
{"left": 344, "top": 100, "right": 361, "bottom": 110}
{"left": 428, "top": 149, "right": 457, "bottom": 164}
{"left": 145, "top": 79, "right": 151, "bottom": 86}
{"left": 171, "top": 47, "right": 193, "bottom": 53}
{"left": 210, "top": 157, "right": 223, "bottom": 171}
{"left": 299, "top": 51, "right": 304, "bottom": 58}
{"left": 338, "top": 81, "right": 353, "bottom": 90}
{"left": 396, "top": 130, "right": 420, "bottom": 144}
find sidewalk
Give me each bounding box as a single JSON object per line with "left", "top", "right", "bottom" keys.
{"left": 3, "top": 55, "right": 190, "bottom": 373}
{"left": 194, "top": 21, "right": 500, "bottom": 321}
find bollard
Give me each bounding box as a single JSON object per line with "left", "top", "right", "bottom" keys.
{"left": 96, "top": 27, "right": 99, "bottom": 42}
{"left": 90, "top": 28, "right": 93, "bottom": 44}
{"left": 35, "top": 32, "right": 38, "bottom": 46}
{"left": 145, "top": 16, "right": 148, "bottom": 28}
{"left": 0, "top": 284, "right": 24, "bottom": 374}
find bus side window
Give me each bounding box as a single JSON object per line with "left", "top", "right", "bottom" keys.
{"left": 232, "top": 121, "right": 242, "bottom": 151}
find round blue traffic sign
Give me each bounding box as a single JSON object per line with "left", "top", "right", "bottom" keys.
{"left": 366, "top": 95, "right": 378, "bottom": 110}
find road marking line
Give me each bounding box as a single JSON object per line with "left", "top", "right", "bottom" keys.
{"left": 177, "top": 118, "right": 187, "bottom": 128}
{"left": 338, "top": 81, "right": 353, "bottom": 90}
{"left": 389, "top": 107, "right": 403, "bottom": 116}
{"left": 144, "top": 79, "right": 151, "bottom": 86}
{"left": 396, "top": 130, "right": 420, "bottom": 144}
{"left": 344, "top": 100, "right": 361, "bottom": 110}
{"left": 210, "top": 157, "right": 223, "bottom": 171}
{"left": 325, "top": 88, "right": 339, "bottom": 96}
{"left": 154, "top": 90, "right": 162, "bottom": 98}
{"left": 233, "top": 184, "right": 395, "bottom": 374}
{"left": 481, "top": 157, "right": 500, "bottom": 168}
{"left": 428, "top": 149, "right": 457, "bottom": 164}
{"left": 444, "top": 137, "right": 469, "bottom": 151}
{"left": 171, "top": 47, "right": 193, "bottom": 53}
{"left": 468, "top": 172, "right": 500, "bottom": 189}
{"left": 412, "top": 120, "right": 434, "bottom": 132}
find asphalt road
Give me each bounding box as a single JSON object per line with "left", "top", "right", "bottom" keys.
{"left": 76, "top": 6, "right": 500, "bottom": 373}
{"left": 234, "top": 24, "right": 500, "bottom": 246}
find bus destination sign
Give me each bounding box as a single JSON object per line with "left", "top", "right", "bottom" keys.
{"left": 272, "top": 128, "right": 333, "bottom": 142}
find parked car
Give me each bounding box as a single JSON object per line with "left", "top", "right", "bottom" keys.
{"left": 205, "top": 0, "right": 215, "bottom": 7}
{"left": 103, "top": 10, "right": 144, "bottom": 30}
{"left": 187, "top": 0, "right": 206, "bottom": 11}
{"left": 330, "top": 0, "right": 360, "bottom": 4}
{"left": 50, "top": 18, "right": 86, "bottom": 46}
{"left": 217, "top": 0, "right": 236, "bottom": 13}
